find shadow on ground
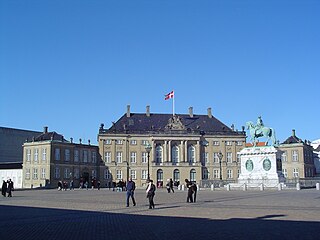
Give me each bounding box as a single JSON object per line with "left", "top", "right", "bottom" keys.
{"left": 0, "top": 205, "right": 318, "bottom": 240}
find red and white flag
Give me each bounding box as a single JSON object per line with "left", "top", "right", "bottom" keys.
{"left": 165, "top": 91, "right": 174, "bottom": 100}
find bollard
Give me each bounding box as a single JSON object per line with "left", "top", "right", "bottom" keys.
{"left": 278, "top": 183, "right": 282, "bottom": 191}
{"left": 296, "top": 182, "right": 301, "bottom": 191}
{"left": 260, "top": 184, "right": 264, "bottom": 191}
{"left": 243, "top": 183, "right": 247, "bottom": 191}
{"left": 178, "top": 185, "right": 181, "bottom": 190}
{"left": 316, "top": 183, "right": 320, "bottom": 191}
{"left": 211, "top": 184, "right": 214, "bottom": 191}
{"left": 181, "top": 185, "right": 185, "bottom": 191}
{"left": 227, "top": 184, "right": 231, "bottom": 191}
{"left": 197, "top": 184, "right": 200, "bottom": 191}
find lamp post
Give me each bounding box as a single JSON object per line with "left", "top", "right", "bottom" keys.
{"left": 145, "top": 143, "right": 152, "bottom": 182}
{"left": 218, "top": 152, "right": 223, "bottom": 180}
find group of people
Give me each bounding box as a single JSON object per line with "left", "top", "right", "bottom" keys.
{"left": 1, "top": 179, "right": 14, "bottom": 197}
{"left": 185, "top": 179, "right": 197, "bottom": 203}
{"left": 58, "top": 178, "right": 101, "bottom": 191}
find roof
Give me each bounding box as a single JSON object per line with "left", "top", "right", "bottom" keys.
{"left": 100, "top": 113, "right": 245, "bottom": 136}
{"left": 33, "top": 131, "right": 68, "bottom": 142}
{"left": 0, "top": 162, "right": 22, "bottom": 170}
{"left": 281, "top": 135, "right": 303, "bottom": 144}
{"left": 246, "top": 142, "right": 267, "bottom": 147}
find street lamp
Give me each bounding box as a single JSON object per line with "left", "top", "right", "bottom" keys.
{"left": 218, "top": 152, "right": 223, "bottom": 180}
{"left": 145, "top": 143, "right": 152, "bottom": 181}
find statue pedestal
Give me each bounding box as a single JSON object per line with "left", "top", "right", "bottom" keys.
{"left": 236, "top": 146, "right": 284, "bottom": 187}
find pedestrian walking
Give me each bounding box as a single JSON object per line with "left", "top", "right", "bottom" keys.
{"left": 185, "top": 179, "right": 193, "bottom": 203}
{"left": 126, "top": 177, "right": 136, "bottom": 207}
{"left": 169, "top": 178, "right": 175, "bottom": 193}
{"left": 1, "top": 180, "right": 7, "bottom": 197}
{"left": 97, "top": 180, "right": 101, "bottom": 190}
{"left": 146, "top": 179, "right": 156, "bottom": 209}
{"left": 69, "top": 180, "right": 74, "bottom": 190}
{"left": 58, "top": 181, "right": 62, "bottom": 191}
{"left": 6, "top": 179, "right": 14, "bottom": 197}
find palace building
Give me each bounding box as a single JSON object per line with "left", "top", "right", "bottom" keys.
{"left": 98, "top": 105, "right": 246, "bottom": 187}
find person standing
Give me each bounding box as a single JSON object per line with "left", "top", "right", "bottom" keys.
{"left": 126, "top": 178, "right": 136, "bottom": 207}
{"left": 1, "top": 180, "right": 7, "bottom": 197}
{"left": 146, "top": 180, "right": 156, "bottom": 209}
{"left": 7, "top": 179, "right": 14, "bottom": 197}
{"left": 185, "top": 179, "right": 193, "bottom": 203}
{"left": 191, "top": 182, "right": 197, "bottom": 203}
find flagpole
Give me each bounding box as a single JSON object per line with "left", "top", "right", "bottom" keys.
{"left": 173, "top": 90, "right": 175, "bottom": 116}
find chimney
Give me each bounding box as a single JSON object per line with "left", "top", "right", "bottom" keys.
{"left": 79, "top": 138, "right": 82, "bottom": 144}
{"left": 292, "top": 129, "right": 296, "bottom": 137}
{"left": 207, "top": 108, "right": 212, "bottom": 118}
{"left": 88, "top": 139, "right": 91, "bottom": 145}
{"left": 70, "top": 137, "right": 73, "bottom": 143}
{"left": 231, "top": 124, "right": 235, "bottom": 131}
{"left": 146, "top": 105, "right": 150, "bottom": 117}
{"left": 43, "top": 126, "right": 48, "bottom": 134}
{"left": 126, "top": 105, "right": 131, "bottom": 118}
{"left": 189, "top": 107, "right": 193, "bottom": 118}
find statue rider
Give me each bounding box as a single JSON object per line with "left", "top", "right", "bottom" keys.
{"left": 255, "top": 116, "right": 264, "bottom": 136}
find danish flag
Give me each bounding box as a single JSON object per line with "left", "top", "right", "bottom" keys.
{"left": 165, "top": 91, "right": 174, "bottom": 100}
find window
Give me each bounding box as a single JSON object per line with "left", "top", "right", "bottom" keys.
{"left": 54, "top": 167, "right": 60, "bottom": 179}
{"left": 34, "top": 149, "right": 39, "bottom": 163}
{"left": 105, "top": 152, "right": 111, "bottom": 163}
{"left": 25, "top": 168, "right": 30, "bottom": 179}
{"left": 203, "top": 168, "right": 209, "bottom": 179}
{"left": 64, "top": 168, "right": 70, "bottom": 178}
{"left": 55, "top": 148, "right": 60, "bottom": 161}
{"left": 213, "top": 152, "right": 219, "bottom": 163}
{"left": 116, "top": 170, "right": 122, "bottom": 180}
{"left": 236, "top": 154, "right": 241, "bottom": 163}
{"left": 116, "top": 139, "right": 123, "bottom": 145}
{"left": 141, "top": 170, "right": 148, "bottom": 180}
{"left": 92, "top": 170, "right": 96, "bottom": 178}
{"left": 142, "top": 152, "right": 148, "bottom": 163}
{"left": 74, "top": 150, "right": 79, "bottom": 162}
{"left": 236, "top": 141, "right": 243, "bottom": 146}
{"left": 92, "top": 151, "right": 97, "bottom": 163}
{"left": 226, "top": 152, "right": 232, "bottom": 163}
{"left": 203, "top": 152, "right": 209, "bottom": 164}
{"left": 293, "top": 168, "right": 299, "bottom": 178}
{"left": 130, "top": 140, "right": 137, "bottom": 145}
{"left": 104, "top": 139, "right": 111, "bottom": 145}
{"left": 173, "top": 169, "right": 180, "bottom": 182}
{"left": 157, "top": 169, "right": 163, "bottom": 182}
{"left": 41, "top": 168, "right": 46, "bottom": 179}
{"left": 213, "top": 169, "right": 219, "bottom": 179}
{"left": 42, "top": 148, "right": 47, "bottom": 162}
{"left": 130, "top": 152, "right": 136, "bottom": 163}
{"left": 227, "top": 169, "right": 232, "bottom": 179}
{"left": 190, "top": 169, "right": 196, "bottom": 182}
{"left": 26, "top": 149, "right": 31, "bottom": 162}
{"left": 172, "top": 145, "right": 179, "bottom": 164}
{"left": 213, "top": 141, "right": 220, "bottom": 146}
{"left": 225, "top": 141, "right": 232, "bottom": 146}
{"left": 33, "top": 168, "right": 38, "bottom": 179}
{"left": 188, "top": 145, "right": 196, "bottom": 163}
{"left": 74, "top": 168, "right": 80, "bottom": 179}
{"left": 292, "top": 150, "right": 299, "bottom": 162}
{"left": 104, "top": 169, "right": 111, "bottom": 179}
{"left": 83, "top": 150, "right": 88, "bottom": 162}
{"left": 281, "top": 151, "right": 287, "bottom": 162}
{"left": 130, "top": 170, "right": 137, "bottom": 180}
{"left": 282, "top": 168, "right": 287, "bottom": 178}
{"left": 65, "top": 149, "right": 70, "bottom": 162}
{"left": 156, "top": 145, "right": 163, "bottom": 163}
{"left": 116, "top": 151, "right": 122, "bottom": 163}
{"left": 141, "top": 140, "right": 149, "bottom": 146}
{"left": 237, "top": 169, "right": 241, "bottom": 178}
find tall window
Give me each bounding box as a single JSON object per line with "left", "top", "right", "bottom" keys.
{"left": 116, "top": 152, "right": 122, "bottom": 163}
{"left": 141, "top": 170, "right": 147, "bottom": 179}
{"left": 282, "top": 168, "right": 288, "bottom": 178}
{"left": 203, "top": 168, "right": 209, "bottom": 179}
{"left": 74, "top": 150, "right": 79, "bottom": 162}
{"left": 213, "top": 152, "right": 219, "bottom": 163}
{"left": 104, "top": 169, "right": 111, "bottom": 179}
{"left": 190, "top": 169, "right": 196, "bottom": 182}
{"left": 157, "top": 169, "right": 163, "bottom": 182}
{"left": 41, "top": 168, "right": 46, "bottom": 179}
{"left": 188, "top": 145, "right": 195, "bottom": 163}
{"left": 142, "top": 152, "right": 148, "bottom": 163}
{"left": 116, "top": 170, "right": 122, "bottom": 180}
{"left": 227, "top": 169, "right": 232, "bottom": 179}
{"left": 130, "top": 152, "right": 136, "bottom": 163}
{"left": 74, "top": 168, "right": 80, "bottom": 179}
{"left": 65, "top": 149, "right": 70, "bottom": 162}
{"left": 281, "top": 151, "right": 287, "bottom": 162}
{"left": 213, "top": 169, "right": 219, "bottom": 179}
{"left": 292, "top": 150, "right": 299, "bottom": 162}
{"left": 203, "top": 152, "right": 209, "bottom": 164}
{"left": 26, "top": 149, "right": 31, "bottom": 162}
{"left": 130, "top": 170, "right": 137, "bottom": 180}
{"left": 34, "top": 149, "right": 39, "bottom": 163}
{"left": 54, "top": 167, "right": 60, "bottom": 179}
{"left": 92, "top": 151, "right": 97, "bottom": 163}
{"left": 105, "top": 152, "right": 111, "bottom": 163}
{"left": 293, "top": 168, "right": 299, "bottom": 178}
{"left": 25, "top": 168, "right": 30, "bottom": 179}
{"left": 156, "top": 145, "right": 163, "bottom": 163}
{"left": 172, "top": 145, "right": 179, "bottom": 164}
{"left": 55, "top": 148, "right": 60, "bottom": 161}
{"left": 42, "top": 148, "right": 47, "bottom": 162}
{"left": 33, "top": 168, "right": 38, "bottom": 179}
{"left": 226, "top": 152, "right": 232, "bottom": 163}
{"left": 237, "top": 169, "right": 241, "bottom": 178}
{"left": 173, "top": 169, "right": 180, "bottom": 183}
{"left": 64, "top": 168, "right": 70, "bottom": 178}
{"left": 83, "top": 150, "right": 88, "bottom": 163}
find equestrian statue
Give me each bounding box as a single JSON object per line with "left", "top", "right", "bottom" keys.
{"left": 246, "top": 116, "right": 277, "bottom": 147}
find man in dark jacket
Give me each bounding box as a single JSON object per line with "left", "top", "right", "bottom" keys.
{"left": 1, "top": 180, "right": 7, "bottom": 197}
{"left": 185, "top": 179, "right": 193, "bottom": 203}
{"left": 7, "top": 179, "right": 14, "bottom": 197}
{"left": 126, "top": 178, "right": 136, "bottom": 207}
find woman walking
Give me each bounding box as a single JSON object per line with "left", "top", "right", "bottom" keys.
{"left": 146, "top": 179, "right": 156, "bottom": 209}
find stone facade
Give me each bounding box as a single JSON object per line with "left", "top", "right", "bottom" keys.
{"left": 98, "top": 106, "right": 246, "bottom": 187}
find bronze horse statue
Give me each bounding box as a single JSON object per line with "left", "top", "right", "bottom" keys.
{"left": 246, "top": 121, "right": 277, "bottom": 147}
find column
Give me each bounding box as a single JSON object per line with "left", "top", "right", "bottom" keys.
{"left": 164, "top": 141, "right": 167, "bottom": 164}
{"left": 184, "top": 140, "right": 188, "bottom": 162}
{"left": 168, "top": 140, "right": 171, "bottom": 163}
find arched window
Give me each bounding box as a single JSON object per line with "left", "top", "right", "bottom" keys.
{"left": 190, "top": 169, "right": 196, "bottom": 182}
{"left": 172, "top": 145, "right": 179, "bottom": 164}
{"left": 173, "top": 169, "right": 180, "bottom": 184}
{"left": 157, "top": 169, "right": 163, "bottom": 182}
{"left": 188, "top": 145, "right": 195, "bottom": 163}
{"left": 156, "top": 145, "right": 163, "bottom": 163}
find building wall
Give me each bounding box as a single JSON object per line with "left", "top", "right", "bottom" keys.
{"left": 0, "top": 169, "right": 23, "bottom": 188}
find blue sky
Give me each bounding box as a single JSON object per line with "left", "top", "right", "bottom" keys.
{"left": 1, "top": 0, "right": 319, "bottom": 144}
